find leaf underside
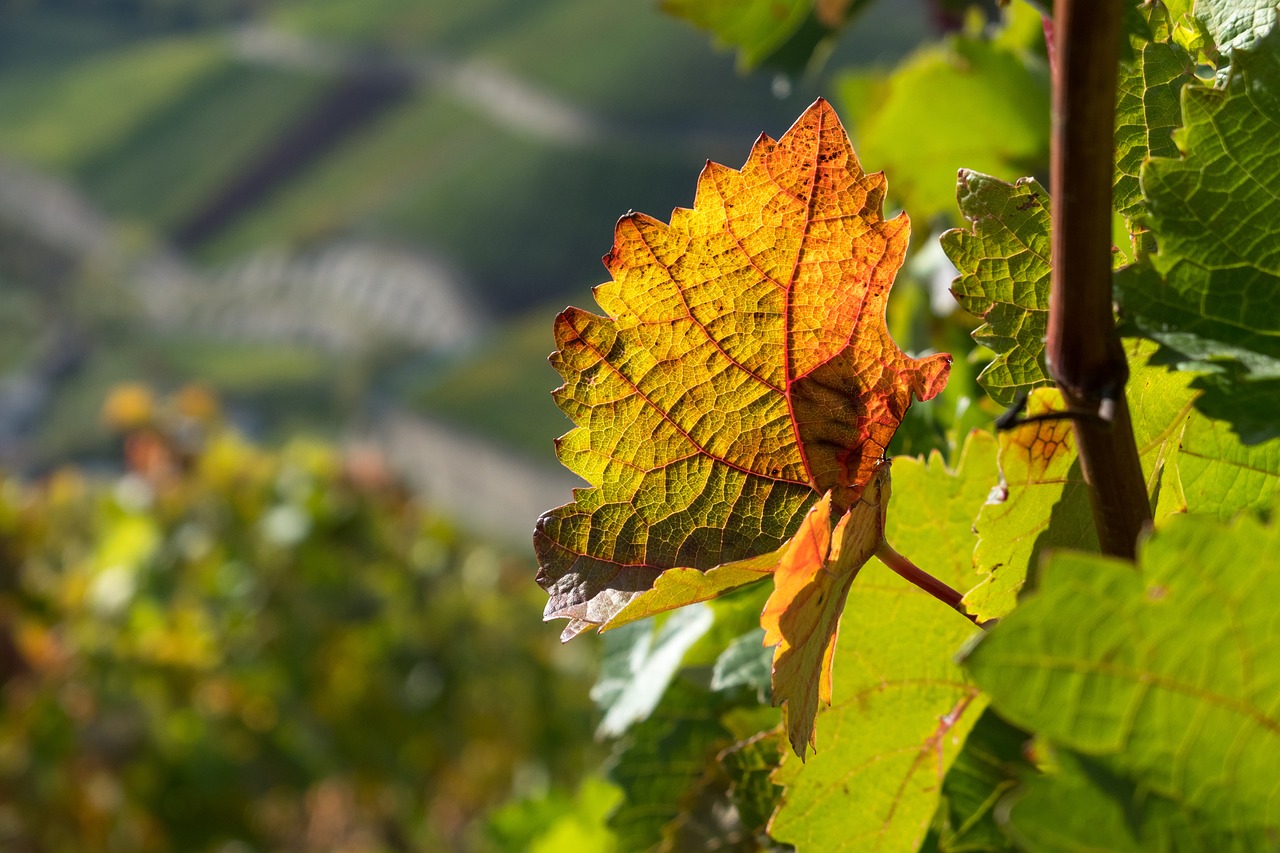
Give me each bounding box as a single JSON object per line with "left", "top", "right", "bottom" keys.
{"left": 535, "top": 98, "right": 950, "bottom": 640}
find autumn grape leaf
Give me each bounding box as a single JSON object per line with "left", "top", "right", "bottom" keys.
{"left": 761, "top": 463, "right": 889, "bottom": 757}
{"left": 941, "top": 172, "right": 1052, "bottom": 406}
{"left": 535, "top": 98, "right": 951, "bottom": 640}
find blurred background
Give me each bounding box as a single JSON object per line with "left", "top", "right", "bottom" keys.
{"left": 0, "top": 0, "right": 1044, "bottom": 850}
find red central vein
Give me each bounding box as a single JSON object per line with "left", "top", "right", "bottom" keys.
{"left": 565, "top": 320, "right": 811, "bottom": 489}
{"left": 780, "top": 111, "right": 826, "bottom": 491}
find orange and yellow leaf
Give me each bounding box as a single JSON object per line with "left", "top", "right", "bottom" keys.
{"left": 761, "top": 462, "right": 891, "bottom": 757}
{"left": 534, "top": 99, "right": 949, "bottom": 647}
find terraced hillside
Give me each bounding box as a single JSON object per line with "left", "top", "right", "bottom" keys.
{"left": 0, "top": 0, "right": 929, "bottom": 529}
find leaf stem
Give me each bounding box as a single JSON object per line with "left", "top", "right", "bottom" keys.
{"left": 875, "top": 541, "right": 977, "bottom": 624}
{"left": 1045, "top": 0, "right": 1151, "bottom": 559}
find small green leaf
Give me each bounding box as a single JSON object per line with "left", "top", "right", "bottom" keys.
{"left": 964, "top": 512, "right": 1280, "bottom": 838}
{"left": 941, "top": 172, "right": 1052, "bottom": 406}
{"left": 710, "top": 628, "right": 772, "bottom": 701}
{"left": 661, "top": 0, "right": 873, "bottom": 73}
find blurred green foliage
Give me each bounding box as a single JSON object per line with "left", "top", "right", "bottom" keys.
{"left": 0, "top": 386, "right": 597, "bottom": 851}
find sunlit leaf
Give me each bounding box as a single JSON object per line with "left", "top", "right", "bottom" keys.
{"left": 1113, "top": 15, "right": 1196, "bottom": 222}
{"left": 769, "top": 431, "right": 994, "bottom": 849}
{"left": 761, "top": 464, "right": 889, "bottom": 757}
{"left": 1195, "top": 0, "right": 1279, "bottom": 62}
{"left": 941, "top": 172, "right": 1052, "bottom": 405}
{"left": 536, "top": 99, "right": 949, "bottom": 639}
{"left": 1116, "top": 29, "right": 1280, "bottom": 413}
{"left": 964, "top": 512, "right": 1280, "bottom": 844}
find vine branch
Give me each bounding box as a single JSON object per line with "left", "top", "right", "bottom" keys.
{"left": 1045, "top": 0, "right": 1151, "bottom": 559}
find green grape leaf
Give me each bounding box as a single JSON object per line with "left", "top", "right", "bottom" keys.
{"left": 1005, "top": 750, "right": 1263, "bottom": 852}
{"left": 535, "top": 99, "right": 949, "bottom": 640}
{"left": 1114, "top": 36, "right": 1196, "bottom": 221}
{"left": 1195, "top": 0, "right": 1280, "bottom": 60}
{"left": 661, "top": 0, "right": 874, "bottom": 73}
{"left": 720, "top": 728, "right": 787, "bottom": 843}
{"left": 940, "top": 172, "right": 1052, "bottom": 405}
{"left": 836, "top": 6, "right": 1049, "bottom": 222}
{"left": 963, "top": 512, "right": 1280, "bottom": 842}
{"left": 767, "top": 432, "right": 994, "bottom": 850}
{"left": 1116, "top": 29, "right": 1280, "bottom": 394}
{"left": 964, "top": 341, "right": 1206, "bottom": 621}
{"left": 963, "top": 388, "right": 1096, "bottom": 622}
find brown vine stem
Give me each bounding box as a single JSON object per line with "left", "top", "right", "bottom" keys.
{"left": 1045, "top": 0, "right": 1151, "bottom": 559}
{"left": 875, "top": 541, "right": 979, "bottom": 625}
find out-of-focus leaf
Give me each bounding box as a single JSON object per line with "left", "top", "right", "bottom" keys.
{"left": 1004, "top": 751, "right": 1252, "bottom": 852}
{"left": 964, "top": 513, "right": 1280, "bottom": 844}
{"left": 837, "top": 8, "right": 1049, "bottom": 221}
{"left": 1116, "top": 29, "right": 1280, "bottom": 410}
{"left": 941, "top": 172, "right": 1052, "bottom": 405}
{"left": 720, "top": 729, "right": 787, "bottom": 841}
{"left": 760, "top": 466, "right": 889, "bottom": 757}
{"left": 536, "top": 99, "right": 949, "bottom": 639}
{"left": 607, "top": 678, "right": 735, "bottom": 852}
{"left": 490, "top": 777, "right": 621, "bottom": 853}
{"left": 768, "top": 432, "right": 993, "bottom": 851}
{"left": 592, "top": 606, "right": 714, "bottom": 738}
{"left": 710, "top": 628, "right": 772, "bottom": 701}
{"left": 662, "top": 0, "right": 874, "bottom": 74}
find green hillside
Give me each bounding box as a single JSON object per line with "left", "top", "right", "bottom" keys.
{"left": 0, "top": 0, "right": 932, "bottom": 467}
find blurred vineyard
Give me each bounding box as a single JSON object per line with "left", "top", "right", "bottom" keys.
{"left": 0, "top": 386, "right": 598, "bottom": 851}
